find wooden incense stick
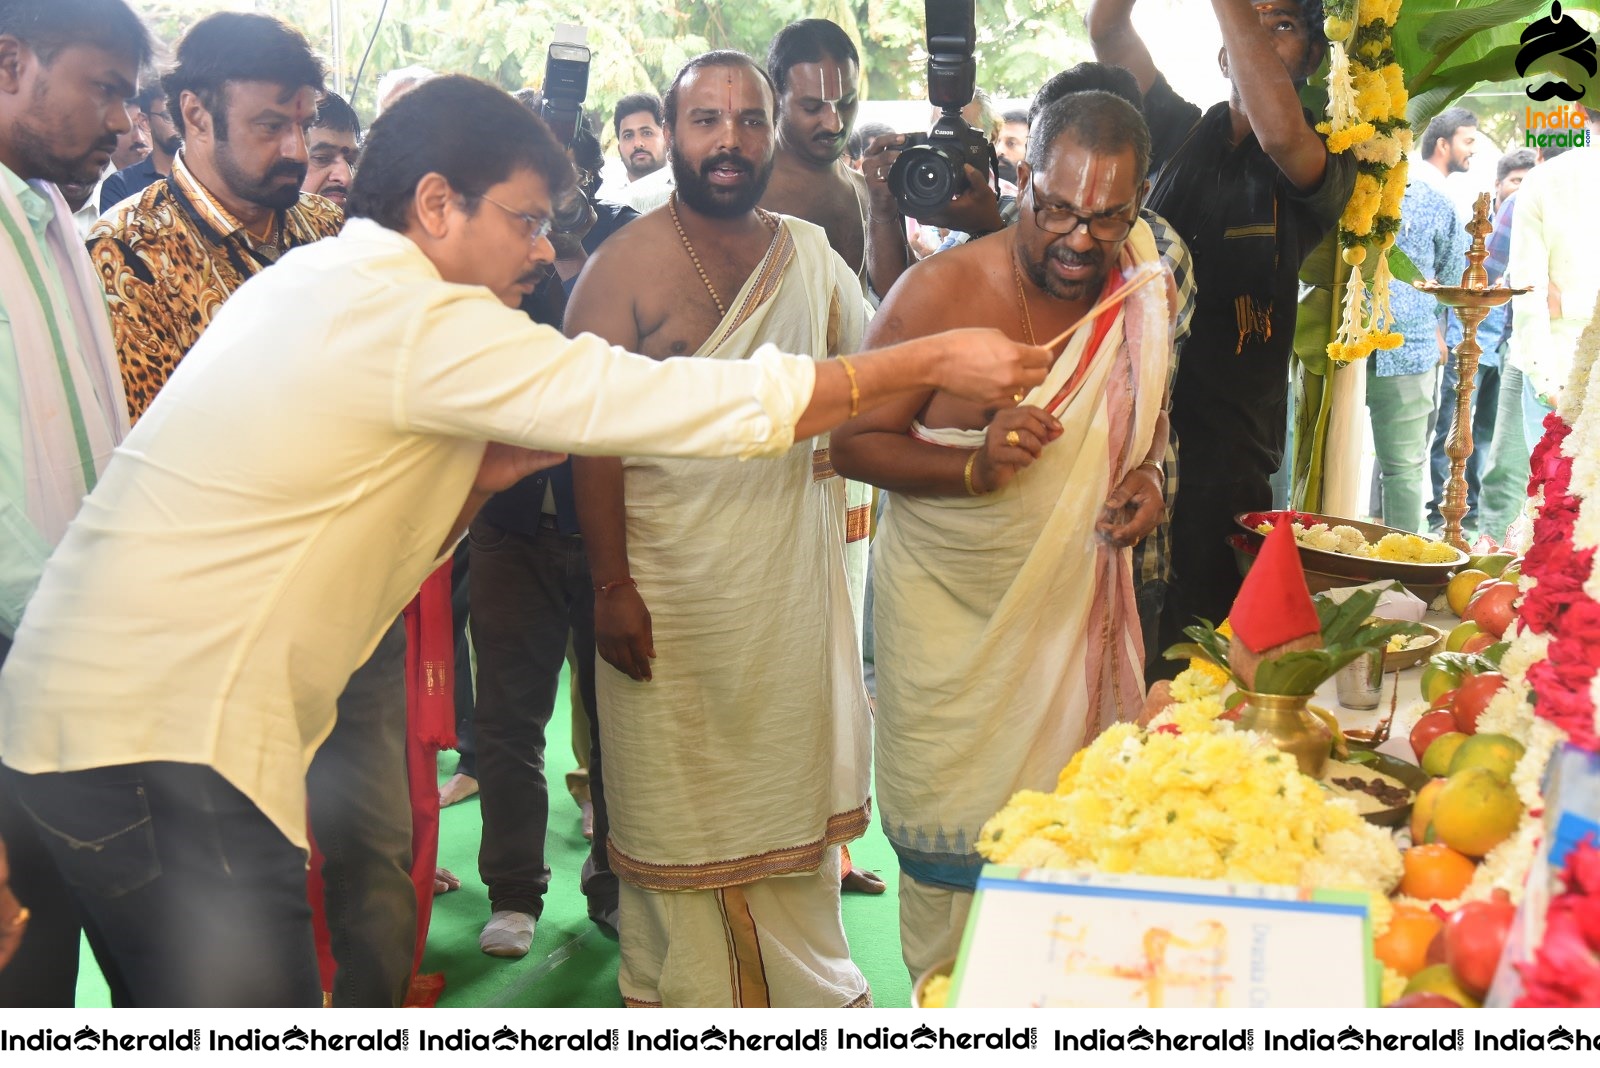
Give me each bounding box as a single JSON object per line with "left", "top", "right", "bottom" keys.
{"left": 1041, "top": 262, "right": 1165, "bottom": 352}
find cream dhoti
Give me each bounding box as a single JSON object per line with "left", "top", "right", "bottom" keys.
{"left": 873, "top": 223, "right": 1173, "bottom": 977}
{"left": 599, "top": 218, "right": 871, "bottom": 1007}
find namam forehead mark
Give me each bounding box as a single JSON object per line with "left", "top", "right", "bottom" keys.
{"left": 1038, "top": 141, "right": 1137, "bottom": 215}
{"left": 787, "top": 59, "right": 855, "bottom": 106}
{"left": 682, "top": 63, "right": 771, "bottom": 124}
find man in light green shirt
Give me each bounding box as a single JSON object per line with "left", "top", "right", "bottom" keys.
{"left": 0, "top": 0, "right": 153, "bottom": 1001}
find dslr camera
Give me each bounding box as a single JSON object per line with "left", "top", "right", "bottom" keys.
{"left": 539, "top": 27, "right": 590, "bottom": 148}
{"left": 538, "top": 27, "right": 596, "bottom": 237}
{"left": 887, "top": 0, "right": 994, "bottom": 218}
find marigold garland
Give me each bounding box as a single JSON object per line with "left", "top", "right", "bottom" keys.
{"left": 1320, "top": 0, "right": 1410, "bottom": 363}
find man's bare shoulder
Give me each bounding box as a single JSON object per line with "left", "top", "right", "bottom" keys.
{"left": 870, "top": 233, "right": 1014, "bottom": 345}
{"left": 579, "top": 209, "right": 677, "bottom": 282}
{"left": 890, "top": 235, "right": 1005, "bottom": 307}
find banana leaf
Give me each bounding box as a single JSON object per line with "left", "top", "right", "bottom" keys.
{"left": 1395, "top": 0, "right": 1600, "bottom": 126}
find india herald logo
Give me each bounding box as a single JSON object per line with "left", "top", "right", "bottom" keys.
{"left": 1518, "top": 1, "right": 1597, "bottom": 102}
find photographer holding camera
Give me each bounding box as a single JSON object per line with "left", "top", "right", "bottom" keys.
{"left": 859, "top": 0, "right": 1006, "bottom": 297}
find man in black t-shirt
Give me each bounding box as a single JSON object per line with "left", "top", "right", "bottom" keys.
{"left": 1088, "top": 0, "right": 1356, "bottom": 669}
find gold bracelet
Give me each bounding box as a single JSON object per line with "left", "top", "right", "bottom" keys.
{"left": 837, "top": 355, "right": 860, "bottom": 419}
{"left": 1137, "top": 459, "right": 1166, "bottom": 491}
{"left": 963, "top": 451, "right": 981, "bottom": 496}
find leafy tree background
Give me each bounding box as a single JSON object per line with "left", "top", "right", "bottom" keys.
{"left": 136, "top": 0, "right": 1094, "bottom": 129}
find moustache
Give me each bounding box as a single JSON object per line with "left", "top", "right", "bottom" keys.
{"left": 1526, "top": 80, "right": 1586, "bottom": 101}
{"left": 269, "top": 160, "right": 309, "bottom": 182}
{"left": 93, "top": 135, "right": 120, "bottom": 155}
{"left": 1047, "top": 244, "right": 1102, "bottom": 269}
{"left": 631, "top": 149, "right": 655, "bottom": 159}
{"left": 515, "top": 263, "right": 552, "bottom": 288}
{"left": 699, "top": 153, "right": 752, "bottom": 178}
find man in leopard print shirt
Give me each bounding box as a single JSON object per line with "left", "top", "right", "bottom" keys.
{"left": 86, "top": 12, "right": 341, "bottom": 421}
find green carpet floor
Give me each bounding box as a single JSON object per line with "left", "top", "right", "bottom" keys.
{"left": 74, "top": 669, "right": 912, "bottom": 1008}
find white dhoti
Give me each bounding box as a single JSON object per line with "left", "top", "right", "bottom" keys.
{"left": 600, "top": 218, "right": 871, "bottom": 1007}
{"left": 873, "top": 224, "right": 1173, "bottom": 977}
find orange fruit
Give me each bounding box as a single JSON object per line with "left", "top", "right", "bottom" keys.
{"left": 1432, "top": 767, "right": 1523, "bottom": 857}
{"left": 1399, "top": 843, "right": 1477, "bottom": 900}
{"left": 1374, "top": 904, "right": 1443, "bottom": 978}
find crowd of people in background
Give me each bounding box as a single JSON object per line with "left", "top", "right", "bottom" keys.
{"left": 0, "top": 0, "right": 1593, "bottom": 1011}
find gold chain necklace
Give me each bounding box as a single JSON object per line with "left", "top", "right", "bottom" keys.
{"left": 1011, "top": 236, "right": 1037, "bottom": 346}
{"left": 669, "top": 191, "right": 778, "bottom": 320}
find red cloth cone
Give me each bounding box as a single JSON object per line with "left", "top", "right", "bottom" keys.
{"left": 1231, "top": 518, "right": 1322, "bottom": 652}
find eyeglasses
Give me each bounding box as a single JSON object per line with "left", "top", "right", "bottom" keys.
{"left": 1028, "top": 177, "right": 1137, "bottom": 240}
{"left": 476, "top": 193, "right": 554, "bottom": 243}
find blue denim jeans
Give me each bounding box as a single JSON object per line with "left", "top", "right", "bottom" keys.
{"left": 1478, "top": 362, "right": 1531, "bottom": 546}
{"left": 306, "top": 617, "right": 415, "bottom": 1006}
{"left": 0, "top": 760, "right": 321, "bottom": 1006}
{"left": 1366, "top": 363, "right": 1437, "bottom": 533}
{"left": 1524, "top": 371, "right": 1556, "bottom": 451}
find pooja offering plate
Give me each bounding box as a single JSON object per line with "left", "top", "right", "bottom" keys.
{"left": 1233, "top": 511, "right": 1466, "bottom": 601}
{"left": 1325, "top": 751, "right": 1428, "bottom": 827}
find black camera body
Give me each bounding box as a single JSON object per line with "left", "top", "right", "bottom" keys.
{"left": 540, "top": 39, "right": 590, "bottom": 148}
{"left": 889, "top": 117, "right": 993, "bottom": 217}
{"left": 887, "top": 0, "right": 994, "bottom": 218}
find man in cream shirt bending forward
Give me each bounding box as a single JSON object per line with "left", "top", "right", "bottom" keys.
{"left": 0, "top": 76, "right": 1047, "bottom": 1007}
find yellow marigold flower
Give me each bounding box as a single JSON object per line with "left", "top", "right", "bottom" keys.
{"left": 1357, "top": 0, "right": 1389, "bottom": 24}
{"left": 1373, "top": 330, "right": 1404, "bottom": 350}
{"left": 1171, "top": 666, "right": 1225, "bottom": 703}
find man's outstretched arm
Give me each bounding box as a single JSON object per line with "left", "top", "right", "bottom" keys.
{"left": 1087, "top": 0, "right": 1160, "bottom": 94}
{"left": 1212, "top": 0, "right": 1330, "bottom": 191}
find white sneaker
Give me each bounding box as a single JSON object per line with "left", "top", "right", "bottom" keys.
{"left": 479, "top": 910, "right": 535, "bottom": 958}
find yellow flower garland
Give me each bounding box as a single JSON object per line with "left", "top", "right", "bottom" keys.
{"left": 1321, "top": 0, "right": 1410, "bottom": 362}
{"left": 975, "top": 670, "right": 1403, "bottom": 893}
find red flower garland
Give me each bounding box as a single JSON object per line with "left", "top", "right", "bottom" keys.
{"left": 1516, "top": 838, "right": 1600, "bottom": 1007}
{"left": 1519, "top": 413, "right": 1599, "bottom": 751}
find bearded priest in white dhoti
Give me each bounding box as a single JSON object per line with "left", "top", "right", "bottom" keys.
{"left": 832, "top": 89, "right": 1180, "bottom": 978}
{"left": 571, "top": 52, "right": 874, "bottom": 1008}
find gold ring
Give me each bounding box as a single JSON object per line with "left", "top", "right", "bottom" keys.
{"left": 1005, "top": 430, "right": 1021, "bottom": 447}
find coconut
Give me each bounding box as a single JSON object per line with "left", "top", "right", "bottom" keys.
{"left": 1229, "top": 631, "right": 1323, "bottom": 692}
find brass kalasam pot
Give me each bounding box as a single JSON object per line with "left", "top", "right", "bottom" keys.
{"left": 1236, "top": 691, "right": 1331, "bottom": 780}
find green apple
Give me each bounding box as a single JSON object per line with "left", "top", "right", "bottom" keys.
{"left": 1446, "top": 621, "right": 1482, "bottom": 652}
{"left": 1466, "top": 553, "right": 1516, "bottom": 577}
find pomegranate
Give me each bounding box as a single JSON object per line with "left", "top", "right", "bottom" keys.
{"left": 1443, "top": 890, "right": 1516, "bottom": 998}
{"left": 1463, "top": 581, "right": 1519, "bottom": 638}
{"left": 1452, "top": 672, "right": 1507, "bottom": 735}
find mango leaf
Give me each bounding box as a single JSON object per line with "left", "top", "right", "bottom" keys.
{"left": 1252, "top": 648, "right": 1369, "bottom": 695}
{"left": 1388, "top": 244, "right": 1422, "bottom": 286}
{"left": 1314, "top": 588, "right": 1386, "bottom": 645}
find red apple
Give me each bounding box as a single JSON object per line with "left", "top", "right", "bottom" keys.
{"left": 1452, "top": 672, "right": 1507, "bottom": 734}
{"left": 1464, "top": 581, "right": 1519, "bottom": 638}
{"left": 1411, "top": 710, "right": 1460, "bottom": 762}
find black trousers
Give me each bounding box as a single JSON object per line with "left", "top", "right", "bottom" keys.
{"left": 468, "top": 518, "right": 615, "bottom": 918}
{"left": 0, "top": 633, "right": 81, "bottom": 1006}
{"left": 1155, "top": 474, "right": 1272, "bottom": 680}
